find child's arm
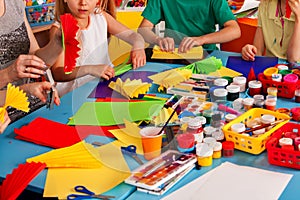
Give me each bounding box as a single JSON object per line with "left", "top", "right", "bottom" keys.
{"left": 286, "top": 0, "right": 300, "bottom": 63}
{"left": 104, "top": 12, "right": 146, "bottom": 69}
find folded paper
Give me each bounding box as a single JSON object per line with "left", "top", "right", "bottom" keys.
{"left": 152, "top": 45, "right": 203, "bottom": 60}
{"left": 181, "top": 56, "right": 222, "bottom": 74}
{"left": 153, "top": 107, "right": 178, "bottom": 126}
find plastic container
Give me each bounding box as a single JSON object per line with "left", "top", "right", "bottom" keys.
{"left": 226, "top": 85, "right": 240, "bottom": 101}
{"left": 267, "top": 122, "right": 300, "bottom": 169}
{"left": 248, "top": 80, "right": 262, "bottom": 96}
{"left": 283, "top": 74, "right": 299, "bottom": 83}
{"left": 25, "top": 2, "right": 56, "bottom": 27}
{"left": 222, "top": 141, "right": 234, "bottom": 157}
{"left": 232, "top": 76, "right": 247, "bottom": 92}
{"left": 196, "top": 143, "right": 213, "bottom": 166}
{"left": 267, "top": 87, "right": 278, "bottom": 97}
{"left": 263, "top": 67, "right": 278, "bottom": 79}
{"left": 213, "top": 88, "right": 228, "bottom": 104}
{"left": 258, "top": 73, "right": 300, "bottom": 98}
{"left": 214, "top": 78, "right": 228, "bottom": 87}
{"left": 242, "top": 98, "right": 254, "bottom": 111}
{"left": 222, "top": 108, "right": 290, "bottom": 154}
{"left": 212, "top": 142, "right": 222, "bottom": 159}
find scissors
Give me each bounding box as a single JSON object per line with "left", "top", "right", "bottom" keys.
{"left": 45, "top": 68, "right": 56, "bottom": 110}
{"left": 121, "top": 145, "right": 143, "bottom": 165}
{"left": 67, "top": 185, "right": 115, "bottom": 200}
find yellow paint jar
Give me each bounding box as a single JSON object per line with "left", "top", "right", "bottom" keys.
{"left": 196, "top": 143, "right": 213, "bottom": 166}
{"left": 212, "top": 142, "right": 222, "bottom": 159}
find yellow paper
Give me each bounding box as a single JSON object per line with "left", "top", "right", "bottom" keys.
{"left": 152, "top": 45, "right": 203, "bottom": 59}
{"left": 27, "top": 141, "right": 102, "bottom": 168}
{"left": 153, "top": 107, "right": 178, "bottom": 126}
{"left": 43, "top": 141, "right": 131, "bottom": 199}
{"left": 109, "top": 78, "right": 151, "bottom": 99}
{"left": 0, "top": 83, "right": 29, "bottom": 122}
{"left": 209, "top": 66, "right": 242, "bottom": 77}
{"left": 109, "top": 120, "right": 143, "bottom": 154}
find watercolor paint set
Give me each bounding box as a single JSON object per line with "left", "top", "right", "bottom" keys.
{"left": 125, "top": 150, "right": 196, "bottom": 191}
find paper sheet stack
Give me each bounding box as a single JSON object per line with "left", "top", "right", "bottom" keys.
{"left": 149, "top": 68, "right": 192, "bottom": 92}
{"left": 151, "top": 45, "right": 203, "bottom": 60}
{"left": 109, "top": 78, "right": 152, "bottom": 99}
{"left": 0, "top": 83, "right": 29, "bottom": 122}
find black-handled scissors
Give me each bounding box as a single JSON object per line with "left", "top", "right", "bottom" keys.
{"left": 67, "top": 185, "right": 115, "bottom": 200}
{"left": 121, "top": 145, "right": 143, "bottom": 165}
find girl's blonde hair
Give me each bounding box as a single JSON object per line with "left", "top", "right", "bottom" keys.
{"left": 54, "top": 0, "right": 116, "bottom": 22}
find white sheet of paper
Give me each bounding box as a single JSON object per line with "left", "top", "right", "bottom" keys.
{"left": 163, "top": 162, "right": 293, "bottom": 200}
{"left": 235, "top": 0, "right": 260, "bottom": 14}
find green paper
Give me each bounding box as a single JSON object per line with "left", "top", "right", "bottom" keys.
{"left": 114, "top": 56, "right": 132, "bottom": 76}
{"left": 68, "top": 101, "right": 165, "bottom": 126}
{"left": 181, "top": 56, "right": 222, "bottom": 74}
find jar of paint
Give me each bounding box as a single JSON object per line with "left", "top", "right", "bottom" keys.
{"left": 225, "top": 114, "right": 237, "bottom": 123}
{"left": 279, "top": 137, "right": 293, "bottom": 146}
{"left": 248, "top": 80, "right": 262, "bottom": 96}
{"left": 264, "top": 67, "right": 278, "bottom": 79}
{"left": 226, "top": 85, "right": 240, "bottom": 101}
{"left": 176, "top": 133, "right": 195, "bottom": 152}
{"left": 212, "top": 142, "right": 222, "bottom": 159}
{"left": 222, "top": 141, "right": 234, "bottom": 157}
{"left": 283, "top": 74, "right": 299, "bottom": 84}
{"left": 295, "top": 89, "right": 300, "bottom": 103}
{"left": 187, "top": 119, "right": 204, "bottom": 143}
{"left": 203, "top": 137, "right": 217, "bottom": 148}
{"left": 232, "top": 76, "right": 247, "bottom": 92}
{"left": 196, "top": 143, "right": 213, "bottom": 166}
{"left": 214, "top": 78, "right": 228, "bottom": 88}
{"left": 203, "top": 126, "right": 216, "bottom": 138}
{"left": 242, "top": 98, "right": 254, "bottom": 111}
{"left": 265, "top": 98, "right": 277, "bottom": 111}
{"left": 277, "top": 64, "right": 289, "bottom": 71}
{"left": 294, "top": 137, "right": 300, "bottom": 150}
{"left": 271, "top": 73, "right": 282, "bottom": 82}
{"left": 203, "top": 109, "right": 213, "bottom": 124}
{"left": 267, "top": 87, "right": 278, "bottom": 97}
{"left": 231, "top": 123, "right": 246, "bottom": 133}
{"left": 213, "top": 88, "right": 228, "bottom": 104}
{"left": 212, "top": 128, "right": 225, "bottom": 141}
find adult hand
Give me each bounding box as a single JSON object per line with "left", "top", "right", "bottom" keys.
{"left": 241, "top": 44, "right": 257, "bottom": 61}
{"left": 156, "top": 37, "right": 175, "bottom": 52}
{"left": 178, "top": 37, "right": 201, "bottom": 53}
{"left": 0, "top": 110, "right": 11, "bottom": 134}
{"left": 7, "top": 55, "right": 46, "bottom": 81}
{"left": 21, "top": 82, "right": 60, "bottom": 106}
{"left": 129, "top": 49, "right": 146, "bottom": 69}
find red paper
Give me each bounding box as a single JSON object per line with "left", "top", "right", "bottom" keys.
{"left": 0, "top": 162, "right": 46, "bottom": 200}
{"left": 60, "top": 13, "right": 80, "bottom": 74}
{"left": 14, "top": 117, "right": 118, "bottom": 148}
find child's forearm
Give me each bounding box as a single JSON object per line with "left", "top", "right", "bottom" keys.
{"left": 287, "top": 19, "right": 300, "bottom": 63}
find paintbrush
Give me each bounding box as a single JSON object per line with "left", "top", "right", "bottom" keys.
{"left": 243, "top": 119, "right": 285, "bottom": 134}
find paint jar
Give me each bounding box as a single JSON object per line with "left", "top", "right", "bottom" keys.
{"left": 279, "top": 69, "right": 293, "bottom": 76}
{"left": 271, "top": 73, "right": 282, "bottom": 82}
{"left": 214, "top": 78, "right": 228, "bottom": 88}
{"left": 212, "top": 128, "right": 225, "bottom": 141}
{"left": 294, "top": 137, "right": 300, "bottom": 150}
{"left": 226, "top": 85, "right": 240, "bottom": 101}
{"left": 295, "top": 89, "right": 300, "bottom": 103}
{"left": 261, "top": 114, "right": 275, "bottom": 131}
{"left": 210, "top": 112, "right": 222, "bottom": 128}
{"left": 196, "top": 143, "right": 213, "bottom": 167}
{"left": 279, "top": 137, "right": 293, "bottom": 146}
{"left": 232, "top": 76, "right": 247, "bottom": 92}
{"left": 248, "top": 80, "right": 262, "bottom": 96}
{"left": 222, "top": 141, "right": 234, "bottom": 157}
{"left": 291, "top": 107, "right": 300, "bottom": 121}
{"left": 203, "top": 137, "right": 217, "bottom": 148}
{"left": 186, "top": 119, "right": 204, "bottom": 143}
{"left": 267, "top": 87, "right": 278, "bottom": 97}
{"left": 203, "top": 126, "right": 216, "bottom": 138}
{"left": 212, "top": 142, "right": 222, "bottom": 159}
{"left": 231, "top": 123, "right": 246, "bottom": 133}
{"left": 264, "top": 67, "right": 278, "bottom": 79}
{"left": 203, "top": 109, "right": 213, "bottom": 124}
{"left": 283, "top": 74, "right": 299, "bottom": 84}
{"left": 232, "top": 98, "right": 243, "bottom": 111}
{"left": 252, "top": 125, "right": 266, "bottom": 136}
{"left": 277, "top": 64, "right": 289, "bottom": 71}
{"left": 225, "top": 114, "right": 237, "bottom": 123}
{"left": 213, "top": 88, "right": 228, "bottom": 104}
{"left": 265, "top": 98, "right": 277, "bottom": 111}
{"left": 242, "top": 98, "right": 254, "bottom": 111}
{"left": 246, "top": 117, "right": 261, "bottom": 128}
{"left": 276, "top": 108, "right": 290, "bottom": 116}
{"left": 176, "top": 133, "right": 195, "bottom": 151}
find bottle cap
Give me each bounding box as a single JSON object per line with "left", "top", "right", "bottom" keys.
{"left": 264, "top": 67, "right": 278, "bottom": 79}
{"left": 226, "top": 85, "right": 240, "bottom": 93}
{"left": 213, "top": 142, "right": 222, "bottom": 151}
{"left": 233, "top": 76, "right": 247, "bottom": 84}
{"left": 242, "top": 98, "right": 254, "bottom": 106}
{"left": 225, "top": 114, "right": 237, "bottom": 122}
{"left": 231, "top": 123, "right": 246, "bottom": 133}
{"left": 279, "top": 137, "right": 293, "bottom": 146}
{"left": 188, "top": 119, "right": 202, "bottom": 129}
{"left": 214, "top": 78, "right": 228, "bottom": 87}
{"left": 283, "top": 74, "right": 299, "bottom": 83}
{"left": 261, "top": 114, "right": 276, "bottom": 124}
{"left": 276, "top": 64, "right": 289, "bottom": 71}
{"left": 248, "top": 80, "right": 262, "bottom": 88}
{"left": 222, "top": 141, "right": 234, "bottom": 150}
{"left": 213, "top": 88, "right": 228, "bottom": 97}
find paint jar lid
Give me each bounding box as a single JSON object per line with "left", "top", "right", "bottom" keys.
{"left": 203, "top": 137, "right": 217, "bottom": 147}
{"left": 265, "top": 99, "right": 277, "bottom": 106}
{"left": 253, "top": 94, "right": 264, "bottom": 100}
{"left": 264, "top": 67, "right": 278, "bottom": 78}
{"left": 194, "top": 116, "right": 207, "bottom": 125}
{"left": 276, "top": 64, "right": 289, "bottom": 71}
{"left": 248, "top": 80, "right": 262, "bottom": 88}
{"left": 233, "top": 76, "right": 247, "bottom": 84}
{"left": 222, "top": 141, "right": 234, "bottom": 150}
{"left": 231, "top": 123, "right": 246, "bottom": 133}
{"left": 279, "top": 137, "right": 293, "bottom": 146}
{"left": 242, "top": 98, "right": 254, "bottom": 106}
{"left": 261, "top": 114, "right": 276, "bottom": 124}
{"left": 204, "top": 126, "right": 216, "bottom": 134}
{"left": 252, "top": 125, "right": 266, "bottom": 135}
{"left": 283, "top": 74, "right": 299, "bottom": 83}
{"left": 226, "top": 85, "right": 240, "bottom": 93}
{"left": 196, "top": 143, "right": 213, "bottom": 157}
{"left": 225, "top": 114, "right": 237, "bottom": 122}
{"left": 214, "top": 78, "right": 228, "bottom": 87}
{"left": 213, "top": 142, "right": 222, "bottom": 151}
{"left": 213, "top": 88, "right": 228, "bottom": 97}
{"left": 180, "top": 117, "right": 192, "bottom": 124}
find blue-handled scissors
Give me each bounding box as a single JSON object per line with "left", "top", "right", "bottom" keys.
{"left": 67, "top": 185, "right": 115, "bottom": 200}
{"left": 121, "top": 145, "right": 143, "bottom": 165}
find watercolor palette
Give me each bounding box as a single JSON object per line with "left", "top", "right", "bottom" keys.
{"left": 125, "top": 150, "right": 196, "bottom": 190}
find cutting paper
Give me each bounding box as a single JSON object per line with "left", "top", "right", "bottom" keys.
{"left": 152, "top": 45, "right": 203, "bottom": 60}
{"left": 43, "top": 141, "right": 131, "bottom": 199}
{"left": 109, "top": 119, "right": 143, "bottom": 154}
{"left": 180, "top": 56, "right": 222, "bottom": 74}
{"left": 153, "top": 107, "right": 178, "bottom": 126}
{"left": 163, "top": 162, "right": 292, "bottom": 200}
{"left": 88, "top": 71, "right": 156, "bottom": 98}
{"left": 226, "top": 56, "right": 278, "bottom": 77}
{"left": 109, "top": 78, "right": 152, "bottom": 99}
{"left": 60, "top": 13, "right": 81, "bottom": 74}
{"left": 68, "top": 101, "right": 165, "bottom": 126}
{"left": 27, "top": 141, "right": 103, "bottom": 168}
{"left": 0, "top": 83, "right": 29, "bottom": 122}
{"left": 149, "top": 68, "right": 192, "bottom": 92}
{"left": 0, "top": 162, "right": 46, "bottom": 200}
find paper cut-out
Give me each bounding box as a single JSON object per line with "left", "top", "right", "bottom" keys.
{"left": 181, "top": 56, "right": 222, "bottom": 74}
{"left": 152, "top": 45, "right": 203, "bottom": 60}
{"left": 61, "top": 13, "right": 81, "bottom": 74}
{"left": 153, "top": 107, "right": 178, "bottom": 126}
{"left": 0, "top": 83, "right": 29, "bottom": 122}
{"left": 109, "top": 78, "right": 151, "bottom": 99}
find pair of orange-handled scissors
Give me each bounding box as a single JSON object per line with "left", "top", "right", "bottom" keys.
{"left": 67, "top": 185, "right": 115, "bottom": 200}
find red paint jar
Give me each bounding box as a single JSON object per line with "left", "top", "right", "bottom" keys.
{"left": 248, "top": 80, "right": 262, "bottom": 96}
{"left": 222, "top": 141, "right": 234, "bottom": 157}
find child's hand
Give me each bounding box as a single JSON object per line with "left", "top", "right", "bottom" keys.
{"left": 89, "top": 65, "right": 115, "bottom": 80}
{"left": 0, "top": 110, "right": 11, "bottom": 134}
{"left": 178, "top": 37, "right": 201, "bottom": 53}
{"left": 130, "top": 49, "right": 146, "bottom": 69}
{"left": 241, "top": 44, "right": 257, "bottom": 61}
{"left": 156, "top": 37, "right": 175, "bottom": 52}
{"left": 21, "top": 82, "right": 60, "bottom": 106}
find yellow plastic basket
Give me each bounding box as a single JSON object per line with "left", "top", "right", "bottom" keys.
{"left": 222, "top": 108, "right": 290, "bottom": 155}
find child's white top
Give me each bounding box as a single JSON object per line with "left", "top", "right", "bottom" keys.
{"left": 57, "top": 12, "right": 113, "bottom": 96}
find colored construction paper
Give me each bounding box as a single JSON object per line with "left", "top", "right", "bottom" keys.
{"left": 152, "top": 45, "right": 203, "bottom": 59}
{"left": 153, "top": 107, "right": 178, "bottom": 126}
{"left": 43, "top": 141, "right": 131, "bottom": 199}
{"left": 0, "top": 162, "right": 46, "bottom": 200}
{"left": 181, "top": 56, "right": 222, "bottom": 74}
{"left": 68, "top": 101, "right": 165, "bottom": 126}
{"left": 226, "top": 56, "right": 278, "bottom": 77}
{"left": 88, "top": 71, "right": 156, "bottom": 98}
{"left": 208, "top": 66, "right": 242, "bottom": 77}
{"left": 109, "top": 119, "right": 143, "bottom": 154}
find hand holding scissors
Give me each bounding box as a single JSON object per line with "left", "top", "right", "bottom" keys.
{"left": 67, "top": 185, "right": 115, "bottom": 200}
{"left": 121, "top": 145, "right": 143, "bottom": 165}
